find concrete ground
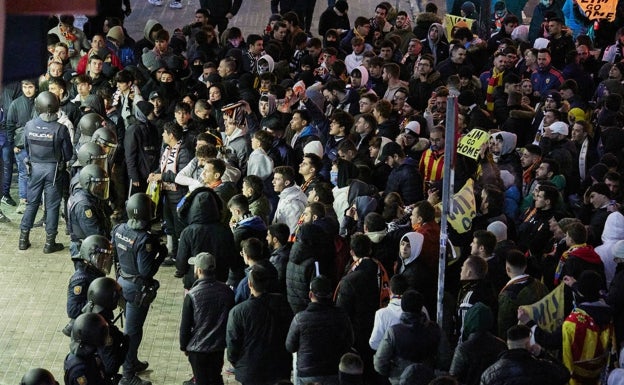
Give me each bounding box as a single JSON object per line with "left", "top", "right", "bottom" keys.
{"left": 0, "top": 0, "right": 415, "bottom": 384}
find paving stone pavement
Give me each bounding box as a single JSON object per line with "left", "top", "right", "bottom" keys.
{"left": 0, "top": 0, "right": 436, "bottom": 384}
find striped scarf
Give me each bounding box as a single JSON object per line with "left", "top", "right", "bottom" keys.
{"left": 485, "top": 69, "right": 504, "bottom": 112}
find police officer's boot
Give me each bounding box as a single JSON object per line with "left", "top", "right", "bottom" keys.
{"left": 18, "top": 230, "right": 31, "bottom": 250}
{"left": 43, "top": 233, "right": 64, "bottom": 254}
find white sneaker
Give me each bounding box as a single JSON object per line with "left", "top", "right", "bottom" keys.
{"left": 148, "top": 0, "right": 163, "bottom": 6}
{"left": 169, "top": 1, "right": 182, "bottom": 8}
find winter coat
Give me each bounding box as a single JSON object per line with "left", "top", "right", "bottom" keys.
{"left": 480, "top": 348, "right": 570, "bottom": 385}
{"left": 285, "top": 301, "right": 354, "bottom": 377}
{"left": 180, "top": 276, "right": 235, "bottom": 353}
{"left": 226, "top": 293, "right": 293, "bottom": 384}
{"left": 498, "top": 275, "right": 548, "bottom": 338}
{"left": 176, "top": 188, "right": 237, "bottom": 287}
{"left": 374, "top": 312, "right": 447, "bottom": 384}
{"left": 385, "top": 157, "right": 424, "bottom": 205}
{"left": 451, "top": 303, "right": 507, "bottom": 385}
{"left": 286, "top": 223, "right": 328, "bottom": 314}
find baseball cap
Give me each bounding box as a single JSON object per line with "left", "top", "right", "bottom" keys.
{"left": 405, "top": 121, "right": 421, "bottom": 136}
{"left": 549, "top": 121, "right": 569, "bottom": 136}
{"left": 188, "top": 252, "right": 216, "bottom": 271}
{"left": 149, "top": 91, "right": 162, "bottom": 100}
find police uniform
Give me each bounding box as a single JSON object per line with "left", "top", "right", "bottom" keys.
{"left": 67, "top": 262, "right": 106, "bottom": 323}
{"left": 68, "top": 186, "right": 112, "bottom": 257}
{"left": 64, "top": 352, "right": 107, "bottom": 385}
{"left": 112, "top": 222, "right": 165, "bottom": 379}
{"left": 19, "top": 114, "right": 73, "bottom": 235}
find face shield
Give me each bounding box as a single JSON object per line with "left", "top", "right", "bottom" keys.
{"left": 90, "top": 153, "right": 109, "bottom": 172}
{"left": 89, "top": 175, "right": 110, "bottom": 200}
{"left": 90, "top": 245, "right": 114, "bottom": 274}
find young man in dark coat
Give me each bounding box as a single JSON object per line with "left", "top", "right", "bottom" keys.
{"left": 286, "top": 275, "right": 354, "bottom": 384}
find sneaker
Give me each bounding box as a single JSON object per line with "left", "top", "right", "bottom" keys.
{"left": 32, "top": 216, "right": 45, "bottom": 228}
{"left": 169, "top": 1, "right": 182, "bottom": 8}
{"left": 1, "top": 195, "right": 17, "bottom": 206}
{"left": 119, "top": 375, "right": 151, "bottom": 385}
{"left": 148, "top": 0, "right": 163, "bottom": 5}
{"left": 15, "top": 200, "right": 26, "bottom": 214}
{"left": 0, "top": 210, "right": 10, "bottom": 223}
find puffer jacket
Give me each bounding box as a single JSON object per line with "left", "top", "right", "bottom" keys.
{"left": 180, "top": 276, "right": 235, "bottom": 353}
{"left": 385, "top": 157, "right": 424, "bottom": 205}
{"left": 286, "top": 223, "right": 327, "bottom": 314}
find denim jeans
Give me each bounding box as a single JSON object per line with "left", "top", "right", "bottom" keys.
{"left": 15, "top": 148, "right": 28, "bottom": 200}
{"left": 1, "top": 138, "right": 13, "bottom": 196}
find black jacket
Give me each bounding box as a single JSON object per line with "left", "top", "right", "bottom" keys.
{"left": 176, "top": 188, "right": 237, "bottom": 287}
{"left": 226, "top": 293, "right": 293, "bottom": 383}
{"left": 180, "top": 276, "right": 234, "bottom": 353}
{"left": 480, "top": 348, "right": 570, "bottom": 385}
{"left": 384, "top": 157, "right": 424, "bottom": 205}
{"left": 285, "top": 301, "right": 354, "bottom": 377}
{"left": 286, "top": 223, "right": 325, "bottom": 314}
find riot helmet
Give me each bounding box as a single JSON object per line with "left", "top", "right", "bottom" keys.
{"left": 35, "top": 91, "right": 60, "bottom": 122}
{"left": 79, "top": 164, "right": 110, "bottom": 200}
{"left": 19, "top": 368, "right": 58, "bottom": 385}
{"left": 80, "top": 235, "right": 114, "bottom": 274}
{"left": 87, "top": 277, "right": 121, "bottom": 313}
{"left": 70, "top": 313, "right": 109, "bottom": 356}
{"left": 126, "top": 193, "right": 153, "bottom": 222}
{"left": 76, "top": 141, "right": 108, "bottom": 169}
{"left": 77, "top": 112, "right": 105, "bottom": 136}
{"left": 92, "top": 126, "right": 118, "bottom": 154}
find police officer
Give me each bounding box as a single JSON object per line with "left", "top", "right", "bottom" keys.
{"left": 112, "top": 193, "right": 166, "bottom": 385}
{"left": 18, "top": 91, "right": 73, "bottom": 253}
{"left": 67, "top": 164, "right": 112, "bottom": 259}
{"left": 83, "top": 277, "right": 129, "bottom": 385}
{"left": 20, "top": 368, "right": 59, "bottom": 385}
{"left": 63, "top": 235, "right": 114, "bottom": 336}
{"left": 64, "top": 313, "right": 108, "bottom": 385}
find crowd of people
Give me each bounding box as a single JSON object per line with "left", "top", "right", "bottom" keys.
{"left": 6, "top": 0, "right": 624, "bottom": 384}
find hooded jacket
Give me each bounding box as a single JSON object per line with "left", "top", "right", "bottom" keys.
{"left": 493, "top": 131, "right": 522, "bottom": 190}
{"left": 176, "top": 188, "right": 237, "bottom": 288}
{"left": 398, "top": 232, "right": 437, "bottom": 315}
{"left": 596, "top": 212, "right": 624, "bottom": 286}
{"left": 134, "top": 19, "right": 163, "bottom": 60}
{"left": 124, "top": 107, "right": 160, "bottom": 186}
{"left": 385, "top": 157, "right": 424, "bottom": 205}
{"left": 420, "top": 23, "right": 448, "bottom": 66}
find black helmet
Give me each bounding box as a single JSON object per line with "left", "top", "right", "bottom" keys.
{"left": 126, "top": 193, "right": 153, "bottom": 222}
{"left": 92, "top": 126, "right": 117, "bottom": 153}
{"left": 78, "top": 113, "right": 105, "bottom": 136}
{"left": 20, "top": 368, "right": 58, "bottom": 385}
{"left": 70, "top": 313, "right": 109, "bottom": 356}
{"left": 77, "top": 142, "right": 108, "bottom": 169}
{"left": 87, "top": 277, "right": 121, "bottom": 313}
{"left": 35, "top": 91, "right": 60, "bottom": 115}
{"left": 79, "top": 164, "right": 110, "bottom": 200}
{"left": 80, "top": 235, "right": 114, "bottom": 274}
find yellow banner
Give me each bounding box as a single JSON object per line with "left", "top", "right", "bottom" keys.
{"left": 578, "top": 0, "right": 617, "bottom": 22}
{"left": 519, "top": 283, "right": 566, "bottom": 333}
{"left": 444, "top": 14, "right": 475, "bottom": 38}
{"left": 437, "top": 178, "right": 476, "bottom": 234}
{"left": 457, "top": 129, "right": 489, "bottom": 160}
